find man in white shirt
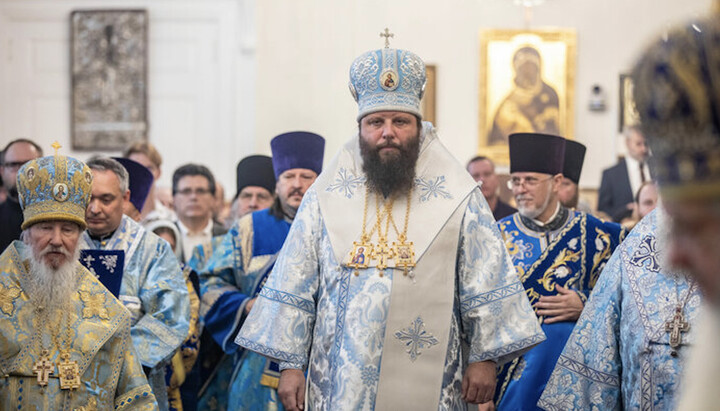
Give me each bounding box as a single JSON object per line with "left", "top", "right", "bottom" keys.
{"left": 598, "top": 126, "right": 650, "bottom": 223}
{"left": 172, "top": 164, "right": 227, "bottom": 263}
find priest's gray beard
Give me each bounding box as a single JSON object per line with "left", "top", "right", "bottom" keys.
{"left": 517, "top": 185, "right": 553, "bottom": 220}
{"left": 22, "top": 241, "right": 80, "bottom": 310}
{"left": 359, "top": 133, "right": 420, "bottom": 197}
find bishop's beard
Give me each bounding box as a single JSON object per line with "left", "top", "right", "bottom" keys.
{"left": 359, "top": 133, "right": 420, "bottom": 197}
{"left": 22, "top": 242, "right": 80, "bottom": 311}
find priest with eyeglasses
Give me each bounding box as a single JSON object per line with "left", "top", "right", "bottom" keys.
{"left": 494, "top": 133, "right": 626, "bottom": 410}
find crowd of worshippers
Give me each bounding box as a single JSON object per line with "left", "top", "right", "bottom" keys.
{"left": 0, "top": 14, "right": 718, "bottom": 411}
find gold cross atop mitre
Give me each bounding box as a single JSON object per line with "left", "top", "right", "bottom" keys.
{"left": 380, "top": 28, "right": 394, "bottom": 48}
{"left": 51, "top": 141, "right": 62, "bottom": 156}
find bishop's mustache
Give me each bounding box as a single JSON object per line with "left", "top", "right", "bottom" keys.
{"left": 288, "top": 188, "right": 304, "bottom": 197}
{"left": 376, "top": 142, "right": 402, "bottom": 151}
{"left": 39, "top": 245, "right": 72, "bottom": 258}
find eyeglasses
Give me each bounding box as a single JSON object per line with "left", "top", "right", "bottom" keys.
{"left": 507, "top": 176, "right": 553, "bottom": 189}
{"left": 1, "top": 161, "right": 29, "bottom": 170}
{"left": 175, "top": 188, "right": 211, "bottom": 197}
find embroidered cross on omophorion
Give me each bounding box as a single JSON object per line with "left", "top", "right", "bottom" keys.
{"left": 394, "top": 316, "right": 439, "bottom": 361}
{"left": 630, "top": 235, "right": 661, "bottom": 272}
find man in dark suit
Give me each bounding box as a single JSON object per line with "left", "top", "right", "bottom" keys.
{"left": 0, "top": 139, "right": 43, "bottom": 252}
{"left": 467, "top": 155, "right": 517, "bottom": 220}
{"left": 172, "top": 164, "right": 228, "bottom": 263}
{"left": 597, "top": 126, "right": 650, "bottom": 222}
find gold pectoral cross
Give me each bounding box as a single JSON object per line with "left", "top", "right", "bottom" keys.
{"left": 32, "top": 350, "right": 54, "bottom": 387}
{"left": 665, "top": 307, "right": 690, "bottom": 356}
{"left": 58, "top": 352, "right": 81, "bottom": 390}
{"left": 371, "top": 240, "right": 395, "bottom": 277}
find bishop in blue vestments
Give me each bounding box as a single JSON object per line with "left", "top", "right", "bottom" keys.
{"left": 236, "top": 45, "right": 545, "bottom": 410}
{"left": 539, "top": 208, "right": 701, "bottom": 409}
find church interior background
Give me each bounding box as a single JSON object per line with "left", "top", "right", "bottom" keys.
{"left": 0, "top": 0, "right": 713, "bottom": 209}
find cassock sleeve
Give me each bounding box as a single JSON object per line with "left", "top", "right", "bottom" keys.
{"left": 457, "top": 189, "right": 545, "bottom": 365}
{"left": 197, "top": 220, "right": 254, "bottom": 353}
{"left": 235, "top": 190, "right": 322, "bottom": 370}
{"left": 538, "top": 245, "right": 623, "bottom": 410}
{"left": 132, "top": 237, "right": 191, "bottom": 368}
{"left": 114, "top": 316, "right": 160, "bottom": 410}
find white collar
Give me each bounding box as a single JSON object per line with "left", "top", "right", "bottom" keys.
{"left": 531, "top": 201, "right": 561, "bottom": 227}
{"left": 176, "top": 218, "right": 213, "bottom": 236}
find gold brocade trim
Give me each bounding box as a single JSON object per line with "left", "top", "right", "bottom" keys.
{"left": 260, "top": 374, "right": 280, "bottom": 389}
{"left": 496, "top": 356, "right": 521, "bottom": 405}
{"left": 167, "top": 386, "right": 183, "bottom": 411}
{"left": 169, "top": 353, "right": 186, "bottom": 388}
{"left": 590, "top": 227, "right": 612, "bottom": 287}
{"left": 168, "top": 267, "right": 200, "bottom": 391}
{"left": 55, "top": 151, "right": 68, "bottom": 186}
{"left": 115, "top": 385, "right": 154, "bottom": 410}
{"left": 22, "top": 203, "right": 88, "bottom": 230}
{"left": 577, "top": 215, "right": 588, "bottom": 289}
{"left": 237, "top": 214, "right": 254, "bottom": 274}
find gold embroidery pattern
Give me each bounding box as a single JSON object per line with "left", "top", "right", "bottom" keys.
{"left": 79, "top": 290, "right": 110, "bottom": 319}
{"left": 590, "top": 227, "right": 612, "bottom": 287}
{"left": 537, "top": 248, "right": 582, "bottom": 292}
{"left": 0, "top": 283, "right": 22, "bottom": 315}
{"left": 517, "top": 214, "right": 581, "bottom": 283}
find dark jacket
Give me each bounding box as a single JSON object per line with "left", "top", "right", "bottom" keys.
{"left": 0, "top": 199, "right": 23, "bottom": 253}
{"left": 597, "top": 159, "right": 633, "bottom": 222}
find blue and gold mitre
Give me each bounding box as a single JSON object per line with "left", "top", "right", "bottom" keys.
{"left": 16, "top": 146, "right": 93, "bottom": 230}
{"left": 349, "top": 46, "right": 426, "bottom": 121}
{"left": 632, "top": 16, "right": 720, "bottom": 200}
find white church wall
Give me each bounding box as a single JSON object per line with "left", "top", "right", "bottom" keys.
{"left": 0, "top": 0, "right": 714, "bottom": 197}
{"left": 254, "top": 0, "right": 714, "bottom": 191}
{"left": 0, "top": 0, "right": 254, "bottom": 194}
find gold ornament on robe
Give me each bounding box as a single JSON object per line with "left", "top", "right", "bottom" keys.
{"left": 0, "top": 283, "right": 22, "bottom": 315}
{"left": 79, "top": 290, "right": 110, "bottom": 319}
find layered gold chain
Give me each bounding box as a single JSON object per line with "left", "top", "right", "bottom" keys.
{"left": 32, "top": 301, "right": 81, "bottom": 393}
{"left": 347, "top": 186, "right": 416, "bottom": 277}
